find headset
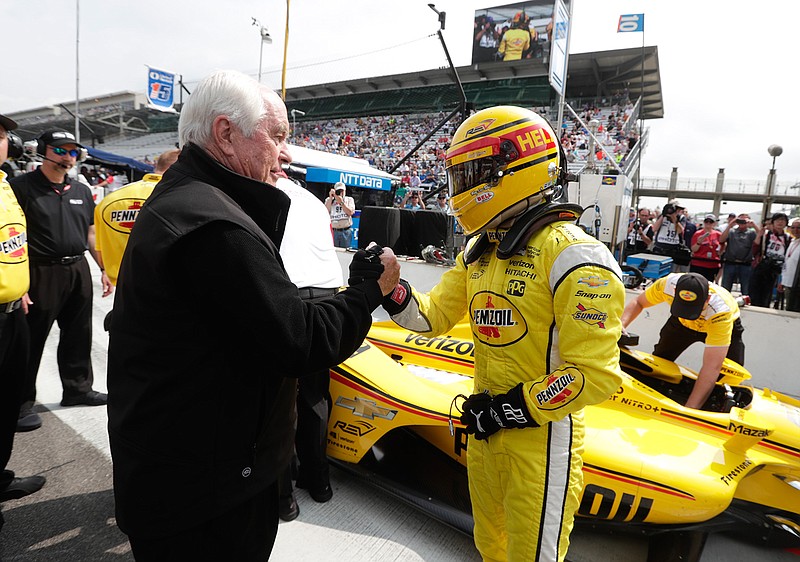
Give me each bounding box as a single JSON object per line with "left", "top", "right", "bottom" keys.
{"left": 36, "top": 132, "right": 86, "bottom": 168}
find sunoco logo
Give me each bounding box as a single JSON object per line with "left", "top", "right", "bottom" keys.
{"left": 572, "top": 303, "right": 608, "bottom": 328}
{"left": 469, "top": 292, "right": 527, "bottom": 347}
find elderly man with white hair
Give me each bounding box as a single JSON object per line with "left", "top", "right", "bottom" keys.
{"left": 107, "top": 70, "right": 400, "bottom": 560}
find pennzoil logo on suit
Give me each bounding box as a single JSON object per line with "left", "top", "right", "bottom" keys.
{"left": 0, "top": 222, "right": 27, "bottom": 264}
{"left": 469, "top": 291, "right": 528, "bottom": 347}
{"left": 102, "top": 198, "right": 147, "bottom": 234}
{"left": 530, "top": 366, "right": 585, "bottom": 410}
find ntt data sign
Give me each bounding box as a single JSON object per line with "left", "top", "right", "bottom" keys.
{"left": 306, "top": 167, "right": 392, "bottom": 191}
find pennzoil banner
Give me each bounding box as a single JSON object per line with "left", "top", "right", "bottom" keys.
{"left": 146, "top": 66, "right": 176, "bottom": 112}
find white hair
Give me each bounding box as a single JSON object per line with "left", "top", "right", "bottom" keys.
{"left": 178, "top": 70, "right": 270, "bottom": 148}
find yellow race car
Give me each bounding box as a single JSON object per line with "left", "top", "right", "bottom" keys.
{"left": 326, "top": 320, "right": 800, "bottom": 560}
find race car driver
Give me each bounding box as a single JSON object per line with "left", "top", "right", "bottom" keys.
{"left": 382, "top": 106, "right": 625, "bottom": 562}
{"left": 621, "top": 272, "right": 744, "bottom": 409}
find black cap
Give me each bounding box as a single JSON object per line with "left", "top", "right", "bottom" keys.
{"left": 39, "top": 130, "right": 85, "bottom": 150}
{"left": 671, "top": 273, "right": 709, "bottom": 320}
{"left": 0, "top": 113, "right": 18, "bottom": 132}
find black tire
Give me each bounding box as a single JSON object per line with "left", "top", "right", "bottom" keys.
{"left": 620, "top": 264, "right": 644, "bottom": 289}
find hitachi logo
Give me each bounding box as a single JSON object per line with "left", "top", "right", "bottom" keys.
{"left": 473, "top": 308, "right": 515, "bottom": 327}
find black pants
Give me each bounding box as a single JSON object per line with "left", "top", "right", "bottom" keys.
{"left": 653, "top": 316, "right": 745, "bottom": 366}
{"left": 0, "top": 309, "right": 29, "bottom": 479}
{"left": 128, "top": 482, "right": 278, "bottom": 561}
{"left": 748, "top": 260, "right": 780, "bottom": 308}
{"left": 22, "top": 258, "right": 94, "bottom": 406}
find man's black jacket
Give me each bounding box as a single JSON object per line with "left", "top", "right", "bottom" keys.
{"left": 107, "top": 143, "right": 382, "bottom": 538}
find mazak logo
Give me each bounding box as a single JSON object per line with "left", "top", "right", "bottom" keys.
{"left": 335, "top": 396, "right": 396, "bottom": 421}
{"left": 469, "top": 291, "right": 528, "bottom": 347}
{"left": 0, "top": 224, "right": 27, "bottom": 263}
{"left": 507, "top": 279, "right": 525, "bottom": 297}
{"left": 465, "top": 118, "right": 496, "bottom": 136}
{"left": 475, "top": 192, "right": 494, "bottom": 204}
{"left": 578, "top": 276, "right": 609, "bottom": 288}
{"left": 531, "top": 368, "right": 584, "bottom": 410}
{"left": 573, "top": 303, "right": 608, "bottom": 328}
{"left": 104, "top": 198, "right": 148, "bottom": 234}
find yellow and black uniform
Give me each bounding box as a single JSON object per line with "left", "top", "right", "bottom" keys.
{"left": 94, "top": 173, "right": 161, "bottom": 285}
{"left": 0, "top": 170, "right": 30, "bottom": 493}
{"left": 386, "top": 221, "right": 625, "bottom": 561}
{"left": 645, "top": 273, "right": 744, "bottom": 364}
{"left": 498, "top": 27, "right": 531, "bottom": 61}
{"left": 9, "top": 167, "right": 96, "bottom": 407}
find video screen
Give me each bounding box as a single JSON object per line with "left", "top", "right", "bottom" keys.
{"left": 472, "top": 1, "right": 558, "bottom": 65}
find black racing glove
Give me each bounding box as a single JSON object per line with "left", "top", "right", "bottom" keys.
{"left": 382, "top": 279, "right": 412, "bottom": 315}
{"left": 460, "top": 383, "right": 539, "bottom": 441}
{"left": 348, "top": 245, "right": 384, "bottom": 286}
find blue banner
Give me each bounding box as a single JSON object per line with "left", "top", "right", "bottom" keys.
{"left": 306, "top": 167, "right": 392, "bottom": 191}
{"left": 146, "top": 67, "right": 176, "bottom": 112}
{"left": 617, "top": 14, "right": 644, "bottom": 33}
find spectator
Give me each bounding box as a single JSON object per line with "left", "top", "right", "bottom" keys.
{"left": 0, "top": 112, "right": 45, "bottom": 523}
{"left": 325, "top": 181, "right": 355, "bottom": 248}
{"left": 625, "top": 208, "right": 653, "bottom": 255}
{"left": 689, "top": 214, "right": 722, "bottom": 281}
{"left": 10, "top": 130, "right": 112, "bottom": 433}
{"left": 682, "top": 209, "right": 697, "bottom": 247}
{"left": 719, "top": 213, "right": 760, "bottom": 295}
{"left": 749, "top": 212, "right": 790, "bottom": 307}
{"left": 427, "top": 192, "right": 450, "bottom": 213}
{"left": 274, "top": 176, "right": 344, "bottom": 521}
{"left": 781, "top": 218, "right": 800, "bottom": 312}
{"left": 93, "top": 149, "right": 180, "bottom": 286}
{"left": 106, "top": 69, "right": 399, "bottom": 560}
{"left": 402, "top": 190, "right": 423, "bottom": 211}
{"left": 652, "top": 199, "right": 689, "bottom": 272}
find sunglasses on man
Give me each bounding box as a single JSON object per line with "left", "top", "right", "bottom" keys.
{"left": 51, "top": 146, "right": 80, "bottom": 158}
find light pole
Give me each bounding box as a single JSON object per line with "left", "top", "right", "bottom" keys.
{"left": 251, "top": 18, "right": 272, "bottom": 83}
{"left": 290, "top": 109, "right": 305, "bottom": 132}
{"left": 762, "top": 144, "right": 783, "bottom": 220}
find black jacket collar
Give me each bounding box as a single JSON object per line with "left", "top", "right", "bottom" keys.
{"left": 161, "top": 142, "right": 289, "bottom": 246}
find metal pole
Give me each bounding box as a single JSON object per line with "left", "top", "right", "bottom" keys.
{"left": 555, "top": 0, "right": 574, "bottom": 136}
{"left": 281, "top": 0, "right": 290, "bottom": 100}
{"left": 258, "top": 37, "right": 264, "bottom": 83}
{"left": 75, "top": 0, "right": 80, "bottom": 143}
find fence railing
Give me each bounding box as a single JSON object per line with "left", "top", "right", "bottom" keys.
{"left": 639, "top": 177, "right": 800, "bottom": 196}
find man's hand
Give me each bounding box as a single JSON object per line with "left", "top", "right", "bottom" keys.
{"left": 348, "top": 244, "right": 384, "bottom": 287}
{"left": 459, "top": 384, "right": 539, "bottom": 441}
{"left": 376, "top": 246, "right": 400, "bottom": 296}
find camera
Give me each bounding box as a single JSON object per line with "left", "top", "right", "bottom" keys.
{"left": 632, "top": 219, "right": 642, "bottom": 230}
{"left": 661, "top": 203, "right": 676, "bottom": 216}
{"left": 735, "top": 218, "right": 747, "bottom": 225}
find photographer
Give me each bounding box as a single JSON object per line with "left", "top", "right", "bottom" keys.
{"left": 625, "top": 208, "right": 653, "bottom": 255}
{"left": 652, "top": 199, "right": 689, "bottom": 272}
{"left": 325, "top": 181, "right": 355, "bottom": 248}
{"left": 749, "top": 212, "right": 789, "bottom": 307}
{"left": 719, "top": 213, "right": 760, "bottom": 295}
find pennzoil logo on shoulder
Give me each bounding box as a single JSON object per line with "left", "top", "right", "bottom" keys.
{"left": 0, "top": 223, "right": 27, "bottom": 264}
{"left": 531, "top": 367, "right": 584, "bottom": 410}
{"left": 102, "top": 198, "right": 147, "bottom": 234}
{"left": 469, "top": 291, "right": 528, "bottom": 347}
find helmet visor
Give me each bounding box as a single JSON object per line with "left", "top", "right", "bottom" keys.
{"left": 447, "top": 156, "right": 503, "bottom": 197}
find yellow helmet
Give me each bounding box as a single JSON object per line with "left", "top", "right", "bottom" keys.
{"left": 445, "top": 106, "right": 561, "bottom": 236}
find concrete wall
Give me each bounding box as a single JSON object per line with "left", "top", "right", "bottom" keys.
{"left": 336, "top": 249, "right": 799, "bottom": 398}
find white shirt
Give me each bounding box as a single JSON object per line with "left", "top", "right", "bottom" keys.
{"left": 783, "top": 238, "right": 800, "bottom": 288}
{"left": 275, "top": 178, "right": 343, "bottom": 289}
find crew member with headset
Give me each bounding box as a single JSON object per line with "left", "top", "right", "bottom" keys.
{"left": 0, "top": 112, "right": 45, "bottom": 523}
{"left": 381, "top": 106, "right": 625, "bottom": 561}
{"left": 10, "top": 130, "right": 112, "bottom": 432}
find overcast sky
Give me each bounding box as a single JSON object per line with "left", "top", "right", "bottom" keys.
{"left": 2, "top": 0, "right": 799, "bottom": 186}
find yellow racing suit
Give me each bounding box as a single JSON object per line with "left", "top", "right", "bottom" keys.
{"left": 388, "top": 220, "right": 624, "bottom": 561}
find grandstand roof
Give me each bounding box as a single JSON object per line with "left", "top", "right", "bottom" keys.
{"left": 285, "top": 47, "right": 663, "bottom": 121}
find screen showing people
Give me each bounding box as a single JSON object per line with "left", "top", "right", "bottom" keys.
{"left": 472, "top": 1, "right": 557, "bottom": 64}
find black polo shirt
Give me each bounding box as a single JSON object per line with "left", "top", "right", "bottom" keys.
{"left": 9, "top": 167, "right": 95, "bottom": 258}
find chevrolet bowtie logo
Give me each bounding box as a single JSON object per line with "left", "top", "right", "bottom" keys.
{"left": 335, "top": 396, "right": 397, "bottom": 420}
